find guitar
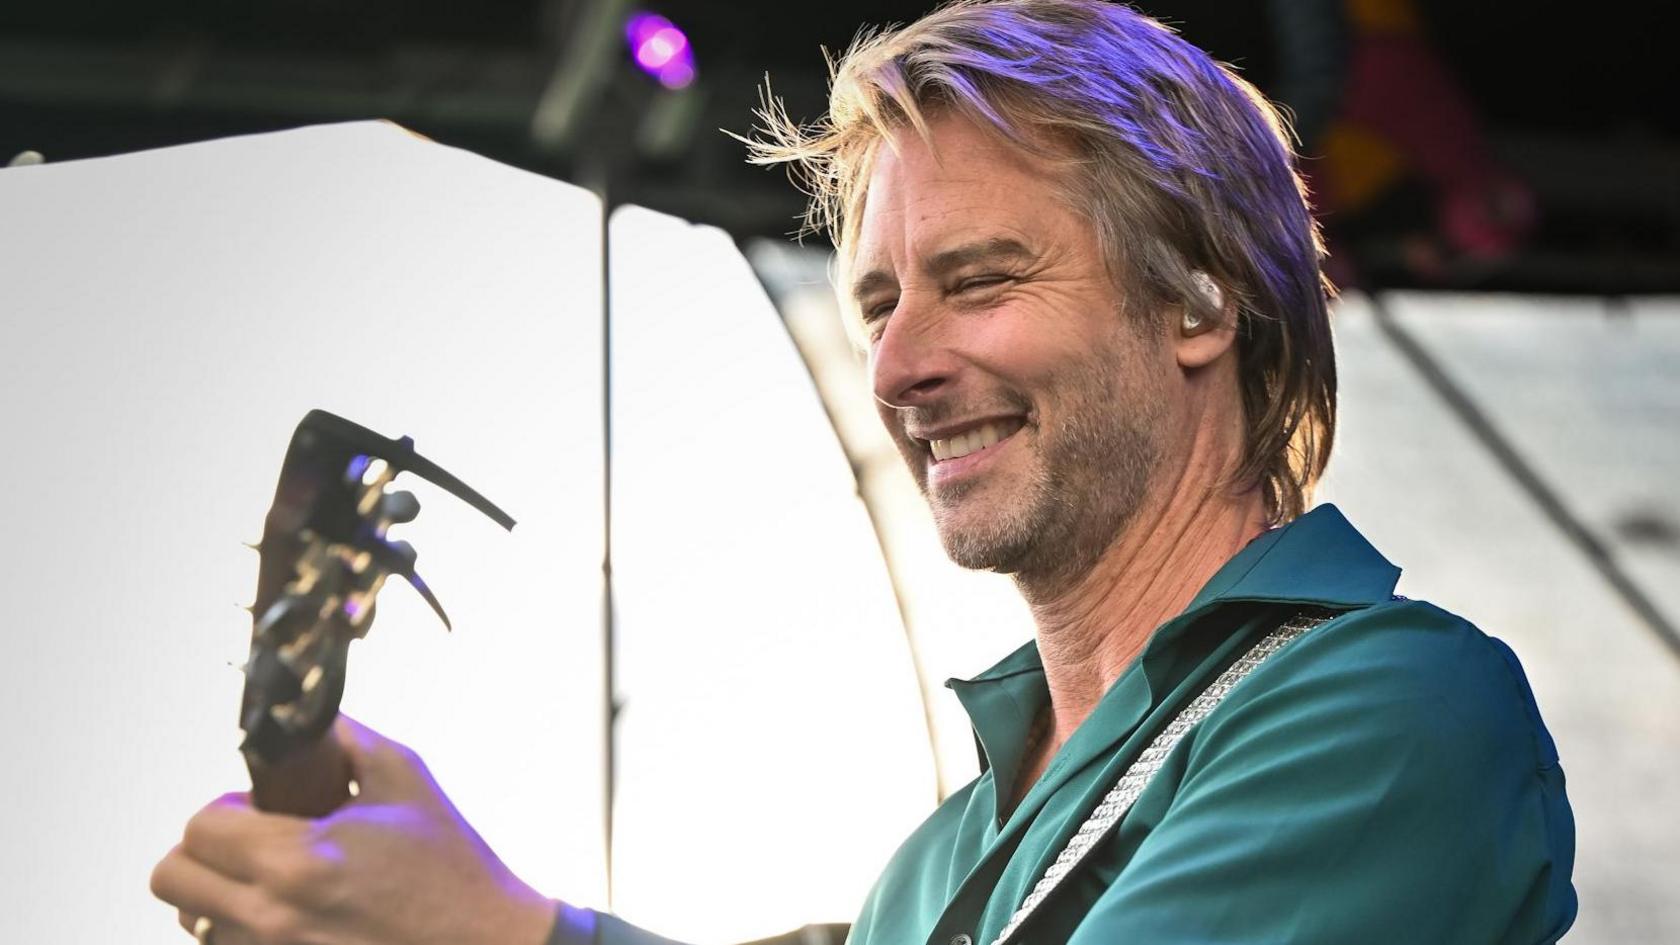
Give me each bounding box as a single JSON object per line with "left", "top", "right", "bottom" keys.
{"left": 238, "top": 409, "right": 515, "bottom": 817}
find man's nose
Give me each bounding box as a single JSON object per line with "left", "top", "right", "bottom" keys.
{"left": 870, "top": 299, "right": 955, "bottom": 408}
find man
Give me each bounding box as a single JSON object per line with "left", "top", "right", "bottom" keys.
{"left": 151, "top": 1, "right": 1577, "bottom": 943}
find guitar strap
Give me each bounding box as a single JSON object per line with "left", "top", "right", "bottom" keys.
{"left": 989, "top": 608, "right": 1333, "bottom": 945}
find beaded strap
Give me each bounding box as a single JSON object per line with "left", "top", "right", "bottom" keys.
{"left": 990, "top": 611, "right": 1330, "bottom": 945}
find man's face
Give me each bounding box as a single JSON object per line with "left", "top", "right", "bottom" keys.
{"left": 853, "top": 115, "right": 1176, "bottom": 586}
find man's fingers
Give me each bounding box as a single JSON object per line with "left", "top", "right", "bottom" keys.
{"left": 179, "top": 792, "right": 308, "bottom": 882}
{"left": 177, "top": 910, "right": 235, "bottom": 939}
{"left": 152, "top": 842, "right": 260, "bottom": 931}
{"left": 332, "top": 713, "right": 432, "bottom": 800}
{"left": 178, "top": 913, "right": 262, "bottom": 945}
{"left": 158, "top": 851, "right": 304, "bottom": 945}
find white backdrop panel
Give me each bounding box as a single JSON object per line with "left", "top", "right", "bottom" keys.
{"left": 608, "top": 206, "right": 934, "bottom": 943}
{"left": 0, "top": 122, "right": 607, "bottom": 939}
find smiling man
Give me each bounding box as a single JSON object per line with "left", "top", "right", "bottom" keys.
{"left": 854, "top": 126, "right": 1193, "bottom": 598}
{"left": 152, "top": 2, "right": 1576, "bottom": 944}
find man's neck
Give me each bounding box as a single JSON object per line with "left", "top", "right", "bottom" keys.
{"left": 1021, "top": 466, "right": 1268, "bottom": 750}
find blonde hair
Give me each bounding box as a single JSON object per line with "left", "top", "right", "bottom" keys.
{"left": 745, "top": 0, "right": 1336, "bottom": 523}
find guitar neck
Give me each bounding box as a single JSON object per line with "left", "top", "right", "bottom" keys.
{"left": 237, "top": 411, "right": 512, "bottom": 820}
{"left": 248, "top": 733, "right": 353, "bottom": 817}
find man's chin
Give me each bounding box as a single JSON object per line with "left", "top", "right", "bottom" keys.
{"left": 931, "top": 511, "right": 1033, "bottom": 574}
{"left": 939, "top": 534, "right": 1032, "bottom": 574}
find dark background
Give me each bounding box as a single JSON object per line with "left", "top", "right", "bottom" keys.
{"left": 3, "top": 0, "right": 1675, "bottom": 293}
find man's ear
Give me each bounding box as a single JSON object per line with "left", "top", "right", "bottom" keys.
{"left": 1175, "top": 314, "right": 1237, "bottom": 369}
{"left": 1174, "top": 272, "right": 1238, "bottom": 369}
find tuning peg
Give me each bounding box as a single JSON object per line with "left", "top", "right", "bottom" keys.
{"left": 379, "top": 491, "right": 421, "bottom": 525}
{"left": 387, "top": 538, "right": 418, "bottom": 566}
{"left": 404, "top": 566, "right": 452, "bottom": 631}
{"left": 358, "top": 537, "right": 452, "bottom": 631}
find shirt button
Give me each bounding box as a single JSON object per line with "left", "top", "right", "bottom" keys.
{"left": 951, "top": 935, "right": 973, "bottom": 945}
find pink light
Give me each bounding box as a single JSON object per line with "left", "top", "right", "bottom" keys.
{"left": 626, "top": 11, "right": 695, "bottom": 88}
{"left": 657, "top": 60, "right": 696, "bottom": 90}
{"left": 637, "top": 27, "right": 688, "bottom": 69}
{"left": 625, "top": 12, "right": 669, "bottom": 47}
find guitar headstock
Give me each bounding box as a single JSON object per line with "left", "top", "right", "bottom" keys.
{"left": 239, "top": 410, "right": 514, "bottom": 778}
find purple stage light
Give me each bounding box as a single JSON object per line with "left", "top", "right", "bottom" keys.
{"left": 625, "top": 11, "right": 696, "bottom": 89}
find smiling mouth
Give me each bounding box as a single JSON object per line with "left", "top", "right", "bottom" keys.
{"left": 927, "top": 418, "right": 1026, "bottom": 462}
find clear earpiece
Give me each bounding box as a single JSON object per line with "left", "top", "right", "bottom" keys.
{"left": 1190, "top": 271, "right": 1223, "bottom": 311}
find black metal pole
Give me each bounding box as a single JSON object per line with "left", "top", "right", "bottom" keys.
{"left": 593, "top": 162, "right": 620, "bottom": 910}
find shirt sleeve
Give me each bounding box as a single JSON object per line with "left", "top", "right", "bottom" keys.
{"left": 1066, "top": 601, "right": 1576, "bottom": 945}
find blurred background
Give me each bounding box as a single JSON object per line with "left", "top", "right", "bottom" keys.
{"left": 2, "top": 1, "right": 1676, "bottom": 943}
{"left": 3, "top": 0, "right": 1677, "bottom": 293}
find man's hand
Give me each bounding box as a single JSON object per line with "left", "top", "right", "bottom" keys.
{"left": 150, "top": 715, "right": 557, "bottom": 945}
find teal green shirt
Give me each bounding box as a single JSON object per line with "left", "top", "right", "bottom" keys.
{"left": 579, "top": 504, "right": 1576, "bottom": 945}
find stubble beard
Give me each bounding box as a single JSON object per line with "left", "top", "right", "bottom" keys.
{"left": 922, "top": 359, "right": 1165, "bottom": 594}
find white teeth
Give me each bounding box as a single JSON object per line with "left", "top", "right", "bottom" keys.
{"left": 931, "top": 422, "right": 1010, "bottom": 462}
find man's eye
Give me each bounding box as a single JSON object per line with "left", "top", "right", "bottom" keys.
{"left": 865, "top": 300, "right": 898, "bottom": 322}
{"left": 955, "top": 274, "right": 1010, "bottom": 293}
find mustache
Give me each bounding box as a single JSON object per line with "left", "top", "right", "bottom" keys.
{"left": 886, "top": 390, "right": 1034, "bottom": 431}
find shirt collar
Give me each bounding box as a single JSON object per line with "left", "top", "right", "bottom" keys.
{"left": 946, "top": 503, "right": 1400, "bottom": 795}
{"left": 1180, "top": 502, "right": 1401, "bottom": 613}
{"left": 956, "top": 503, "right": 1399, "bottom": 686}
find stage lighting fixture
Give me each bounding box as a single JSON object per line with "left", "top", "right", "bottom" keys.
{"left": 625, "top": 12, "right": 696, "bottom": 90}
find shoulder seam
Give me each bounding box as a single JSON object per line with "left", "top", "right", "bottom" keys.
{"left": 1347, "top": 598, "right": 1559, "bottom": 774}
